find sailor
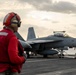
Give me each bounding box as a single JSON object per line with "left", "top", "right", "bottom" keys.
{"left": 0, "top": 12, "right": 26, "bottom": 75}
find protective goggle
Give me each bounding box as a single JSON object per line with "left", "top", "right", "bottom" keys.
{"left": 11, "top": 21, "right": 21, "bottom": 27}
{"left": 11, "top": 14, "right": 21, "bottom": 27}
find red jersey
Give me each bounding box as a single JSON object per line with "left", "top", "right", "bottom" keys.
{"left": 0, "top": 28, "right": 25, "bottom": 73}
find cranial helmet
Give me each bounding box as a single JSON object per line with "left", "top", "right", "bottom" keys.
{"left": 3, "top": 12, "right": 21, "bottom": 27}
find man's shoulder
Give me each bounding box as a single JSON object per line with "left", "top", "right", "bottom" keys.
{"left": 2, "top": 29, "right": 17, "bottom": 38}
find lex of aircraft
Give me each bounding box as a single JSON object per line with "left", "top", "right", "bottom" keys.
{"left": 15, "top": 27, "right": 76, "bottom": 58}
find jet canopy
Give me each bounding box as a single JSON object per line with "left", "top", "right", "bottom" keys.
{"left": 53, "top": 31, "right": 70, "bottom": 37}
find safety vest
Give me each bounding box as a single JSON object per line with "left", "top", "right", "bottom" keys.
{"left": 0, "top": 29, "right": 15, "bottom": 63}
{"left": 0, "top": 28, "right": 25, "bottom": 73}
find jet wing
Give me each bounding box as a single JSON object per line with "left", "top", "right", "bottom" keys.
{"left": 19, "top": 39, "right": 62, "bottom": 49}
{"left": 27, "top": 39, "right": 62, "bottom": 44}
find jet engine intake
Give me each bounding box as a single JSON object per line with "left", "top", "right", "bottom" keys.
{"left": 19, "top": 40, "right": 32, "bottom": 48}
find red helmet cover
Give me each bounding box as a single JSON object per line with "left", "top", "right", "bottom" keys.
{"left": 3, "top": 12, "right": 20, "bottom": 26}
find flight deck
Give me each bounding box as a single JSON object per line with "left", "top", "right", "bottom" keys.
{"left": 21, "top": 55, "right": 76, "bottom": 75}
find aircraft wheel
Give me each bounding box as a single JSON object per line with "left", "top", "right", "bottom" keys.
{"left": 26, "top": 51, "right": 30, "bottom": 58}
{"left": 58, "top": 54, "right": 64, "bottom": 58}
{"left": 43, "top": 55, "right": 48, "bottom": 58}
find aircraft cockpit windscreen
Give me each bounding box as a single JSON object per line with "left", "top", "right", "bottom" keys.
{"left": 53, "top": 31, "right": 70, "bottom": 38}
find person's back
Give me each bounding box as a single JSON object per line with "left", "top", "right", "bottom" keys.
{"left": 0, "top": 12, "right": 26, "bottom": 75}
{"left": 0, "top": 28, "right": 16, "bottom": 72}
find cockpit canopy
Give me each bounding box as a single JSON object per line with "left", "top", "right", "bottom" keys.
{"left": 53, "top": 31, "right": 70, "bottom": 37}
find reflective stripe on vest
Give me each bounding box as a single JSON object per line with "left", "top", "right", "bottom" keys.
{"left": 0, "top": 32, "right": 8, "bottom": 36}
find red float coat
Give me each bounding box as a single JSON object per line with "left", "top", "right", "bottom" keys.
{"left": 0, "top": 28, "right": 25, "bottom": 73}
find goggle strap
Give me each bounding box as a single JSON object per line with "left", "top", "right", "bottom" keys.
{"left": 11, "top": 22, "right": 21, "bottom": 27}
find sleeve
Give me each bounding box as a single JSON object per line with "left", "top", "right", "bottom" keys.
{"left": 8, "top": 36, "right": 25, "bottom": 65}
{"left": 18, "top": 40, "right": 24, "bottom": 56}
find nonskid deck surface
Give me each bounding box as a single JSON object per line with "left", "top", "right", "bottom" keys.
{"left": 21, "top": 55, "right": 76, "bottom": 75}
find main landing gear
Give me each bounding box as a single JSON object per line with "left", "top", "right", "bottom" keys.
{"left": 58, "top": 49, "right": 64, "bottom": 58}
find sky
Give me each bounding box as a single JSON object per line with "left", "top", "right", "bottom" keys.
{"left": 0, "top": 0, "right": 76, "bottom": 40}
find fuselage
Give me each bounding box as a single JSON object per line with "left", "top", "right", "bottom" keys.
{"left": 30, "top": 35, "right": 76, "bottom": 51}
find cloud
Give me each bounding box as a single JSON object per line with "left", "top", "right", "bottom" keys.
{"left": 0, "top": 0, "right": 35, "bottom": 10}
{"left": 18, "top": 0, "right": 51, "bottom": 5}
{"left": 52, "top": 21, "right": 59, "bottom": 23}
{"left": 1, "top": 0, "right": 76, "bottom": 14}
{"left": 18, "top": 0, "right": 76, "bottom": 14}
{"left": 51, "top": 1, "right": 76, "bottom": 14}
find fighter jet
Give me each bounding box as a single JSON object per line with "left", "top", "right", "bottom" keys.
{"left": 15, "top": 27, "right": 76, "bottom": 58}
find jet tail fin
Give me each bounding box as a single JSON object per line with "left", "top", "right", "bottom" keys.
{"left": 27, "top": 27, "right": 36, "bottom": 40}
